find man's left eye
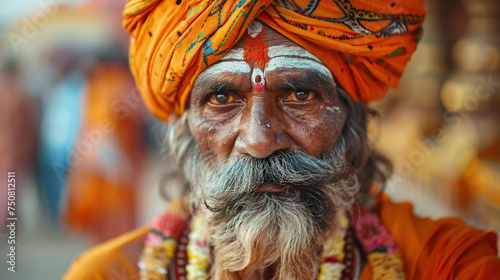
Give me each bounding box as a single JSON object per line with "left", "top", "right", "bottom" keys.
{"left": 285, "top": 90, "right": 315, "bottom": 102}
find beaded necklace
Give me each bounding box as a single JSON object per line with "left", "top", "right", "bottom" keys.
{"left": 138, "top": 200, "right": 406, "bottom": 280}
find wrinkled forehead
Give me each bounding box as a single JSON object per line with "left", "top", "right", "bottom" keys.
{"left": 196, "top": 20, "right": 334, "bottom": 83}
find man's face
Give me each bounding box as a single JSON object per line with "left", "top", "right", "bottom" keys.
{"left": 177, "top": 21, "right": 356, "bottom": 279}
{"left": 188, "top": 21, "right": 348, "bottom": 165}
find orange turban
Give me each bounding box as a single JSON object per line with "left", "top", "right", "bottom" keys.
{"left": 123, "top": 0, "right": 425, "bottom": 121}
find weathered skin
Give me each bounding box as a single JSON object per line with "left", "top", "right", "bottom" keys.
{"left": 188, "top": 22, "right": 348, "bottom": 168}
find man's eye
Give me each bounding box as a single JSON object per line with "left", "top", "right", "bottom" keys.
{"left": 285, "top": 91, "right": 315, "bottom": 102}
{"left": 208, "top": 93, "right": 235, "bottom": 105}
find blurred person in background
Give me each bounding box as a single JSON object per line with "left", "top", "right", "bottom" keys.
{"left": 37, "top": 47, "right": 89, "bottom": 222}
{"left": 0, "top": 59, "right": 38, "bottom": 228}
{"left": 64, "top": 61, "right": 148, "bottom": 243}
{"left": 64, "top": 0, "right": 500, "bottom": 280}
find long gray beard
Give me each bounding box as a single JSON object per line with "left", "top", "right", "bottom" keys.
{"left": 168, "top": 115, "right": 358, "bottom": 279}
{"left": 209, "top": 192, "right": 325, "bottom": 279}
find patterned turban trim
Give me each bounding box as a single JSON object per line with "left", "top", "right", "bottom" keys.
{"left": 123, "top": 0, "right": 425, "bottom": 120}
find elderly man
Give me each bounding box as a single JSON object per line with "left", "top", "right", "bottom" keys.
{"left": 65, "top": 0, "right": 500, "bottom": 279}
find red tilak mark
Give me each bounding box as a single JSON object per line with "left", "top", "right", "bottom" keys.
{"left": 253, "top": 83, "right": 265, "bottom": 91}
{"left": 243, "top": 29, "right": 269, "bottom": 70}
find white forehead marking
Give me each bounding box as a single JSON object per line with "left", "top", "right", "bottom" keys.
{"left": 265, "top": 46, "right": 332, "bottom": 79}
{"left": 202, "top": 60, "right": 250, "bottom": 75}
{"left": 265, "top": 57, "right": 333, "bottom": 80}
{"left": 221, "top": 48, "right": 244, "bottom": 60}
{"left": 326, "top": 106, "right": 341, "bottom": 114}
{"left": 267, "top": 46, "right": 322, "bottom": 62}
{"left": 207, "top": 44, "right": 334, "bottom": 84}
{"left": 251, "top": 68, "right": 265, "bottom": 90}
{"left": 247, "top": 21, "right": 263, "bottom": 38}
{"left": 221, "top": 46, "right": 323, "bottom": 62}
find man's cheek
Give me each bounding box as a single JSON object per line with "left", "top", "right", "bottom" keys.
{"left": 194, "top": 127, "right": 230, "bottom": 163}
{"left": 310, "top": 119, "right": 344, "bottom": 155}
{"left": 214, "top": 134, "right": 239, "bottom": 162}
{"left": 197, "top": 135, "right": 215, "bottom": 157}
{"left": 323, "top": 105, "right": 346, "bottom": 132}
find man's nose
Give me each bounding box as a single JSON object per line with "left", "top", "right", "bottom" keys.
{"left": 235, "top": 100, "right": 291, "bottom": 158}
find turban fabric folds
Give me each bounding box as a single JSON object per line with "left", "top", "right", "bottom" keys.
{"left": 123, "top": 0, "right": 425, "bottom": 120}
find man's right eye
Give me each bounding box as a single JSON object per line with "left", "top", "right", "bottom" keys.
{"left": 208, "top": 92, "right": 235, "bottom": 105}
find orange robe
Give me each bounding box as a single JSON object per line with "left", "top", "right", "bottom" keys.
{"left": 63, "top": 197, "right": 500, "bottom": 279}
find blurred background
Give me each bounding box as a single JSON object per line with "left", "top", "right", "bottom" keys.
{"left": 0, "top": 0, "right": 499, "bottom": 279}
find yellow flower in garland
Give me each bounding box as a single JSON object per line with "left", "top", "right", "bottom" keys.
{"left": 319, "top": 209, "right": 349, "bottom": 280}
{"left": 186, "top": 216, "right": 210, "bottom": 280}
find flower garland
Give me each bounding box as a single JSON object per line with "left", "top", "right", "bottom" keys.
{"left": 138, "top": 202, "right": 406, "bottom": 280}
{"left": 185, "top": 216, "right": 210, "bottom": 279}
{"left": 318, "top": 210, "right": 349, "bottom": 280}
{"left": 354, "top": 206, "right": 406, "bottom": 280}
{"left": 138, "top": 199, "right": 189, "bottom": 280}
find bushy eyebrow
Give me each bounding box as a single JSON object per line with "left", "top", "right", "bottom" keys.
{"left": 191, "top": 78, "right": 242, "bottom": 101}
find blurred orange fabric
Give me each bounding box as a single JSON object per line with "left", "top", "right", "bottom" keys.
{"left": 65, "top": 63, "right": 145, "bottom": 243}
{"left": 123, "top": 0, "right": 425, "bottom": 120}
{"left": 63, "top": 196, "right": 500, "bottom": 279}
